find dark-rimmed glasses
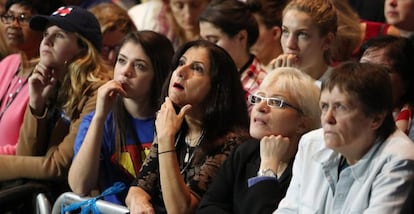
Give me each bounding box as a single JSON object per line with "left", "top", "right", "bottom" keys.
{"left": 0, "top": 13, "right": 31, "bottom": 25}
{"left": 101, "top": 44, "right": 121, "bottom": 56}
{"left": 248, "top": 94, "right": 303, "bottom": 114}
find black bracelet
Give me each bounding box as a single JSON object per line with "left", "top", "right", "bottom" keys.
{"left": 158, "top": 149, "right": 176, "bottom": 155}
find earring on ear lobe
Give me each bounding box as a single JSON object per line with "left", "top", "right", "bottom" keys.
{"left": 64, "top": 60, "right": 68, "bottom": 66}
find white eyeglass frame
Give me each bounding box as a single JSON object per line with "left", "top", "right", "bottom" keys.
{"left": 248, "top": 94, "right": 303, "bottom": 114}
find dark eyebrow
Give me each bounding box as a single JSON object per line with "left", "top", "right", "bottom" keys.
{"left": 118, "top": 53, "right": 148, "bottom": 63}
{"left": 7, "top": 9, "right": 31, "bottom": 15}
{"left": 192, "top": 61, "right": 205, "bottom": 65}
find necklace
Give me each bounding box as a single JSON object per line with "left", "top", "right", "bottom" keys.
{"left": 180, "top": 131, "right": 204, "bottom": 175}
{"left": 183, "top": 132, "right": 203, "bottom": 162}
{"left": 0, "top": 67, "right": 30, "bottom": 120}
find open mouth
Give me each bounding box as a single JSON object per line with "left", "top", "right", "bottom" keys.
{"left": 173, "top": 82, "right": 184, "bottom": 90}
{"left": 6, "top": 32, "right": 21, "bottom": 39}
{"left": 254, "top": 118, "right": 266, "bottom": 125}
{"left": 121, "top": 82, "right": 129, "bottom": 89}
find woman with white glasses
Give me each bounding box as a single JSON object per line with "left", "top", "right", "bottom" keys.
{"left": 198, "top": 67, "right": 321, "bottom": 213}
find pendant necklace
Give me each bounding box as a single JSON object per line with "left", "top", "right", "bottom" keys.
{"left": 180, "top": 131, "right": 204, "bottom": 175}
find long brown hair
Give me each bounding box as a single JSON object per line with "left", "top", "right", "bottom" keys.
{"left": 113, "top": 31, "right": 174, "bottom": 162}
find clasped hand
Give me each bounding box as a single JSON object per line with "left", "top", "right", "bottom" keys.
{"left": 260, "top": 135, "right": 292, "bottom": 169}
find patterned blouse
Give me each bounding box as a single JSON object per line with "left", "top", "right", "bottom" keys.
{"left": 131, "top": 131, "right": 247, "bottom": 213}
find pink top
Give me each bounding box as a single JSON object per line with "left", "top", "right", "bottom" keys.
{"left": 0, "top": 54, "right": 30, "bottom": 155}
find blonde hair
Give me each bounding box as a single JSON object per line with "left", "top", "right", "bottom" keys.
{"left": 59, "top": 34, "right": 112, "bottom": 119}
{"left": 266, "top": 67, "right": 321, "bottom": 130}
{"left": 89, "top": 3, "right": 135, "bottom": 34}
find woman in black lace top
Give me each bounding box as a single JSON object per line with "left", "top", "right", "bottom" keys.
{"left": 125, "top": 40, "right": 250, "bottom": 213}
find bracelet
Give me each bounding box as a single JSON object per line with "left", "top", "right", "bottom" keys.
{"left": 158, "top": 149, "right": 176, "bottom": 155}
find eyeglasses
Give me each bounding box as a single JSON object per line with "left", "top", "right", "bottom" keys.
{"left": 248, "top": 94, "right": 303, "bottom": 114}
{"left": 101, "top": 44, "right": 121, "bottom": 56}
{"left": 0, "top": 13, "right": 31, "bottom": 25}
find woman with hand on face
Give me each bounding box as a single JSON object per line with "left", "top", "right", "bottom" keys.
{"left": 68, "top": 31, "right": 174, "bottom": 205}
{"left": 125, "top": 40, "right": 250, "bottom": 214}
{"left": 198, "top": 67, "right": 321, "bottom": 214}
{"left": 0, "top": 0, "right": 64, "bottom": 155}
{"left": 272, "top": 0, "right": 337, "bottom": 86}
{"left": 0, "top": 6, "right": 111, "bottom": 188}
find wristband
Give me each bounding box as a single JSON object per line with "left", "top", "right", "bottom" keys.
{"left": 158, "top": 149, "right": 176, "bottom": 155}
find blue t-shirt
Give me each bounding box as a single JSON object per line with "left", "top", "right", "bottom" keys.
{"left": 74, "top": 111, "right": 154, "bottom": 205}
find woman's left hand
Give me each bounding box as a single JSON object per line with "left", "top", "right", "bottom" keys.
{"left": 155, "top": 97, "right": 191, "bottom": 147}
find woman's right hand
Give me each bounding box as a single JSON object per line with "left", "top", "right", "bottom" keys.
{"left": 94, "top": 80, "right": 126, "bottom": 119}
{"left": 125, "top": 186, "right": 155, "bottom": 214}
{"left": 155, "top": 97, "right": 191, "bottom": 147}
{"left": 270, "top": 53, "right": 299, "bottom": 69}
{"left": 29, "top": 63, "right": 58, "bottom": 115}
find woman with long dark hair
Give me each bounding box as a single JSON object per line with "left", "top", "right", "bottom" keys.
{"left": 69, "top": 31, "right": 174, "bottom": 205}
{"left": 126, "top": 40, "right": 250, "bottom": 213}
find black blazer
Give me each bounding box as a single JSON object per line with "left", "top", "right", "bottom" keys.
{"left": 197, "top": 138, "right": 293, "bottom": 214}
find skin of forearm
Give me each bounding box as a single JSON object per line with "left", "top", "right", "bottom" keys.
{"left": 68, "top": 115, "right": 105, "bottom": 195}
{"left": 158, "top": 138, "right": 198, "bottom": 213}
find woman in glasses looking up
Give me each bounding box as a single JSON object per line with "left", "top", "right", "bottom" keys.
{"left": 198, "top": 67, "right": 321, "bottom": 213}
